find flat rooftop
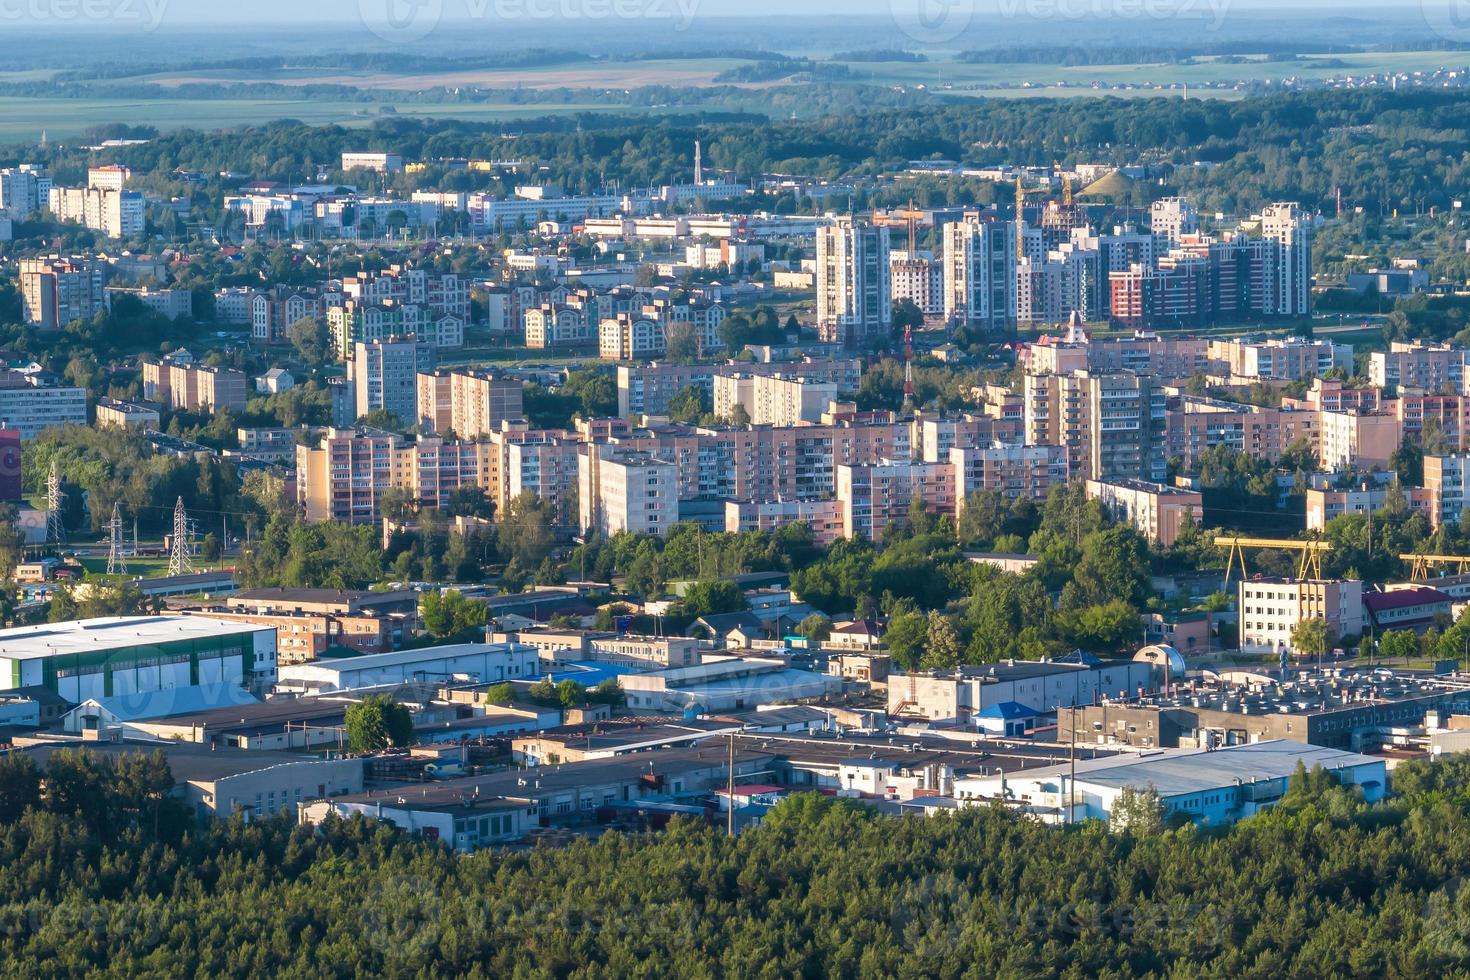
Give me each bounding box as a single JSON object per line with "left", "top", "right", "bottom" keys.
{"left": 1006, "top": 741, "right": 1380, "bottom": 797}
{"left": 0, "top": 616, "right": 269, "bottom": 662}
{"left": 19, "top": 739, "right": 345, "bottom": 783}
{"left": 279, "top": 642, "right": 528, "bottom": 675}
{"left": 230, "top": 587, "right": 416, "bottom": 606}
{"left": 333, "top": 744, "right": 776, "bottom": 809}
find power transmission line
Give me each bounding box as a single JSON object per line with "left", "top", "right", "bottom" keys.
{"left": 168, "top": 497, "right": 196, "bottom": 577}
{"left": 46, "top": 461, "right": 65, "bottom": 546}
{"left": 107, "top": 502, "right": 127, "bottom": 577}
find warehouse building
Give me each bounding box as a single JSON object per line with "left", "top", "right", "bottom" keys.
{"left": 276, "top": 642, "right": 537, "bottom": 694}
{"left": 21, "top": 740, "right": 362, "bottom": 821}
{"left": 0, "top": 615, "right": 277, "bottom": 702}
{"left": 952, "top": 740, "right": 1386, "bottom": 826}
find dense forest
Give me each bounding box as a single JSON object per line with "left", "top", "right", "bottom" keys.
{"left": 4, "top": 747, "right": 1470, "bottom": 976}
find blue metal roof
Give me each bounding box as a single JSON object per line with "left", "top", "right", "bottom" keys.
{"left": 979, "top": 701, "right": 1038, "bottom": 720}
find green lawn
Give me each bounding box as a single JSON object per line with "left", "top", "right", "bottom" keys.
{"left": 76, "top": 555, "right": 182, "bottom": 579}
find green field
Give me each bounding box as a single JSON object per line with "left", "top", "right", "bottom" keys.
{"left": 0, "top": 97, "right": 649, "bottom": 143}
{"left": 6, "top": 48, "right": 1464, "bottom": 141}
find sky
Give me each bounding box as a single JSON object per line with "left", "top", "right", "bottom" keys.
{"left": 18, "top": 0, "right": 1415, "bottom": 25}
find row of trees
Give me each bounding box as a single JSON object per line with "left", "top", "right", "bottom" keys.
{"left": 5, "top": 746, "right": 1470, "bottom": 974}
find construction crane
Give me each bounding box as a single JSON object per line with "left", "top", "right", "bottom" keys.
{"left": 1216, "top": 535, "right": 1332, "bottom": 583}
{"left": 1401, "top": 554, "right": 1470, "bottom": 580}
{"left": 1055, "top": 160, "right": 1072, "bottom": 206}
{"left": 1013, "top": 175, "right": 1048, "bottom": 263}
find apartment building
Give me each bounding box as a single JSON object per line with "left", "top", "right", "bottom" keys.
{"left": 1386, "top": 391, "right": 1470, "bottom": 451}
{"left": 950, "top": 443, "right": 1068, "bottom": 508}
{"left": 725, "top": 499, "right": 844, "bottom": 546}
{"left": 611, "top": 419, "right": 912, "bottom": 503}
{"left": 295, "top": 428, "right": 492, "bottom": 524}
{"left": 141, "top": 356, "right": 248, "bottom": 414}
{"left": 1084, "top": 478, "right": 1204, "bottom": 547}
{"left": 1027, "top": 330, "right": 1209, "bottom": 379}
{"left": 914, "top": 413, "right": 1024, "bottom": 462}
{"left": 524, "top": 304, "right": 594, "bottom": 350}
{"left": 0, "top": 165, "right": 50, "bottom": 215}
{"left": 599, "top": 315, "right": 665, "bottom": 361}
{"left": 48, "top": 185, "right": 144, "bottom": 238}
{"left": 942, "top": 215, "right": 1014, "bottom": 333}
{"left": 341, "top": 266, "right": 471, "bottom": 323}
{"left": 1283, "top": 378, "right": 1381, "bottom": 414}
{"left": 351, "top": 338, "right": 437, "bottom": 424}
{"left": 1317, "top": 410, "right": 1402, "bottom": 473}
{"left": 1164, "top": 396, "right": 1319, "bottom": 470}
{"left": 1024, "top": 370, "right": 1167, "bottom": 483}
{"left": 1305, "top": 485, "right": 1434, "bottom": 531}
{"left": 836, "top": 459, "right": 956, "bottom": 540}
{"left": 1425, "top": 454, "right": 1470, "bottom": 529}
{"left": 1151, "top": 197, "right": 1199, "bottom": 244}
{"left": 1257, "top": 203, "right": 1313, "bottom": 318}
{"left": 415, "top": 370, "right": 524, "bottom": 438}
{"left": 1369, "top": 342, "right": 1469, "bottom": 392}
{"left": 616, "top": 358, "right": 861, "bottom": 418}
{"left": 816, "top": 218, "right": 890, "bottom": 346}
{"left": 105, "top": 285, "right": 192, "bottom": 320}
{"left": 889, "top": 250, "right": 944, "bottom": 316}
{"left": 578, "top": 447, "right": 678, "bottom": 537}
{"left": 712, "top": 373, "right": 840, "bottom": 427}
{"left": 328, "top": 299, "right": 463, "bottom": 356}
{"left": 1238, "top": 578, "right": 1363, "bottom": 655}
{"left": 504, "top": 436, "right": 581, "bottom": 528}
{"left": 0, "top": 373, "right": 87, "bottom": 439}
{"left": 19, "top": 256, "right": 106, "bottom": 329}
{"left": 340, "top": 152, "right": 403, "bottom": 173}
{"left": 250, "top": 285, "right": 331, "bottom": 347}
{"left": 1207, "top": 337, "right": 1349, "bottom": 381}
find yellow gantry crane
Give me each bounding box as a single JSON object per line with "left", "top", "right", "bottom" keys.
{"left": 1216, "top": 536, "right": 1332, "bottom": 583}
{"left": 1400, "top": 554, "right": 1470, "bottom": 580}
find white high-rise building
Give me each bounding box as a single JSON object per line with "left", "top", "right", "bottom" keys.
{"left": 47, "top": 186, "right": 144, "bottom": 238}
{"left": 1259, "top": 203, "right": 1312, "bottom": 318}
{"left": 889, "top": 250, "right": 943, "bottom": 316}
{"left": 0, "top": 166, "right": 49, "bottom": 215}
{"left": 942, "top": 217, "right": 1015, "bottom": 333}
{"left": 816, "top": 218, "right": 890, "bottom": 347}
{"left": 1151, "top": 197, "right": 1199, "bottom": 245}
{"left": 351, "top": 338, "right": 437, "bottom": 424}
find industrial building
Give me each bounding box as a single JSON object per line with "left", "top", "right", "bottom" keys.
{"left": 0, "top": 615, "right": 277, "bottom": 702}
{"left": 276, "top": 642, "right": 537, "bottom": 694}
{"left": 617, "top": 656, "right": 846, "bottom": 713}
{"left": 1058, "top": 669, "right": 1470, "bottom": 751}
{"left": 886, "top": 658, "right": 1158, "bottom": 724}
{"left": 952, "top": 740, "right": 1386, "bottom": 826}
{"left": 20, "top": 740, "right": 363, "bottom": 821}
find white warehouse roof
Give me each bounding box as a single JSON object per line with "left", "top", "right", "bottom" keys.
{"left": 0, "top": 616, "right": 271, "bottom": 661}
